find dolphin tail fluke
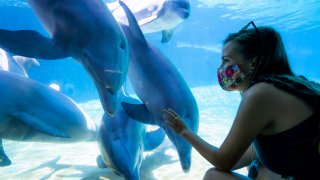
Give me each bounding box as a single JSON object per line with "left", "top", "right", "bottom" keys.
{"left": 11, "top": 112, "right": 71, "bottom": 139}
{"left": 121, "top": 102, "right": 156, "bottom": 125}
{"left": 0, "top": 29, "right": 68, "bottom": 59}
{"left": 119, "top": 1, "right": 147, "bottom": 44}
{"left": 144, "top": 127, "right": 166, "bottom": 151}
{"left": 161, "top": 29, "right": 173, "bottom": 43}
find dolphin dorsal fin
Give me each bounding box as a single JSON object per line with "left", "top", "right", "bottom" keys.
{"left": 13, "top": 56, "right": 40, "bottom": 73}
{"left": 119, "top": 1, "right": 147, "bottom": 44}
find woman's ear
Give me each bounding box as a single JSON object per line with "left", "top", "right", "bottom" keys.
{"left": 250, "top": 57, "right": 258, "bottom": 72}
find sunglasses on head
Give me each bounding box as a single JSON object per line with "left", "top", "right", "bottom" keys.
{"left": 239, "top": 21, "right": 259, "bottom": 35}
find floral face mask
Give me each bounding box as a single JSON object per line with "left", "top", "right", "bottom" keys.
{"left": 217, "top": 64, "right": 247, "bottom": 91}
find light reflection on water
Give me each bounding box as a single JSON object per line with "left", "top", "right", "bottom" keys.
{"left": 1, "top": 0, "right": 320, "bottom": 31}
{"left": 197, "top": 0, "right": 320, "bottom": 31}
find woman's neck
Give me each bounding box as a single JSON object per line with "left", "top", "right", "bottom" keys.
{"left": 237, "top": 78, "right": 251, "bottom": 94}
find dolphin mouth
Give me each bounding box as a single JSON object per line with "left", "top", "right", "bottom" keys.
{"left": 98, "top": 86, "right": 118, "bottom": 116}
{"left": 165, "top": 132, "right": 192, "bottom": 173}
{"left": 105, "top": 95, "right": 117, "bottom": 116}
{"left": 103, "top": 69, "right": 124, "bottom": 94}
{"left": 111, "top": 139, "right": 137, "bottom": 178}
{"left": 171, "top": 1, "right": 191, "bottom": 19}
{"left": 180, "top": 11, "right": 190, "bottom": 19}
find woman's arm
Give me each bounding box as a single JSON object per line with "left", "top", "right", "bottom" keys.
{"left": 232, "top": 145, "right": 256, "bottom": 170}
{"left": 163, "top": 83, "right": 275, "bottom": 171}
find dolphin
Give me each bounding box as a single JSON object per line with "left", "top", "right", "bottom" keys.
{"left": 118, "top": 1, "right": 199, "bottom": 172}
{"left": 107, "top": 0, "right": 191, "bottom": 43}
{"left": 0, "top": 0, "right": 129, "bottom": 115}
{"left": 0, "top": 50, "right": 87, "bottom": 166}
{"left": 97, "top": 91, "right": 166, "bottom": 179}
{"left": 0, "top": 48, "right": 40, "bottom": 166}
{"left": 0, "top": 71, "right": 97, "bottom": 142}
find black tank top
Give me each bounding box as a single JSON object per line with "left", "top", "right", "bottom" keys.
{"left": 250, "top": 74, "right": 320, "bottom": 179}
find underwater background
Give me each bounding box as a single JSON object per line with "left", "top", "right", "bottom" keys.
{"left": 0, "top": 0, "right": 319, "bottom": 179}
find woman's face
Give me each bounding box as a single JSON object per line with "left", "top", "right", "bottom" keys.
{"left": 219, "top": 40, "right": 253, "bottom": 91}
{"left": 220, "top": 40, "right": 250, "bottom": 72}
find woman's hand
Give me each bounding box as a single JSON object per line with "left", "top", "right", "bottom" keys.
{"left": 163, "top": 108, "right": 189, "bottom": 136}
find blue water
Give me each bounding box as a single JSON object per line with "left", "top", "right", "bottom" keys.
{"left": 1, "top": 0, "right": 319, "bottom": 101}
{"left": 0, "top": 0, "right": 319, "bottom": 179}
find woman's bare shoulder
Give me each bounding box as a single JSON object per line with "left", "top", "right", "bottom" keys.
{"left": 244, "top": 82, "right": 280, "bottom": 103}
{"left": 241, "top": 82, "right": 288, "bottom": 120}
{"left": 243, "top": 82, "right": 314, "bottom": 134}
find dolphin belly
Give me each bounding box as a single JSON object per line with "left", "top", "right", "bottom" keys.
{"left": 0, "top": 71, "right": 97, "bottom": 143}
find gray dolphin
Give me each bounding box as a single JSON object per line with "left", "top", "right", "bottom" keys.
{"left": 0, "top": 0, "right": 129, "bottom": 115}
{"left": 107, "top": 0, "right": 190, "bottom": 43}
{"left": 97, "top": 91, "right": 165, "bottom": 179}
{"left": 0, "top": 49, "right": 40, "bottom": 166}
{"left": 0, "top": 50, "right": 92, "bottom": 166}
{"left": 0, "top": 71, "right": 97, "bottom": 142}
{"left": 118, "top": 1, "right": 199, "bottom": 172}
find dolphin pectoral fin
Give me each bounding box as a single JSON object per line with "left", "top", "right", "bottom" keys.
{"left": 119, "top": 1, "right": 148, "bottom": 44}
{"left": 161, "top": 29, "right": 173, "bottom": 43}
{"left": 144, "top": 127, "right": 166, "bottom": 151}
{"left": 0, "top": 29, "right": 68, "bottom": 59}
{"left": 11, "top": 112, "right": 70, "bottom": 138}
{"left": 121, "top": 102, "right": 155, "bottom": 125}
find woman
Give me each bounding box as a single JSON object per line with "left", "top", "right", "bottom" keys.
{"left": 163, "top": 22, "right": 320, "bottom": 179}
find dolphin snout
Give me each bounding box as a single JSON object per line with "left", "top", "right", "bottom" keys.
{"left": 172, "top": 0, "right": 191, "bottom": 19}
{"left": 181, "top": 10, "right": 190, "bottom": 19}
{"left": 99, "top": 89, "right": 117, "bottom": 116}
{"left": 111, "top": 140, "right": 139, "bottom": 178}
{"left": 106, "top": 95, "right": 117, "bottom": 116}
{"left": 181, "top": 158, "right": 191, "bottom": 173}
{"left": 99, "top": 69, "right": 125, "bottom": 115}
{"left": 167, "top": 129, "right": 192, "bottom": 173}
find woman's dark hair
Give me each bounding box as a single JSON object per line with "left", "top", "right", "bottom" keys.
{"left": 223, "top": 26, "right": 294, "bottom": 82}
